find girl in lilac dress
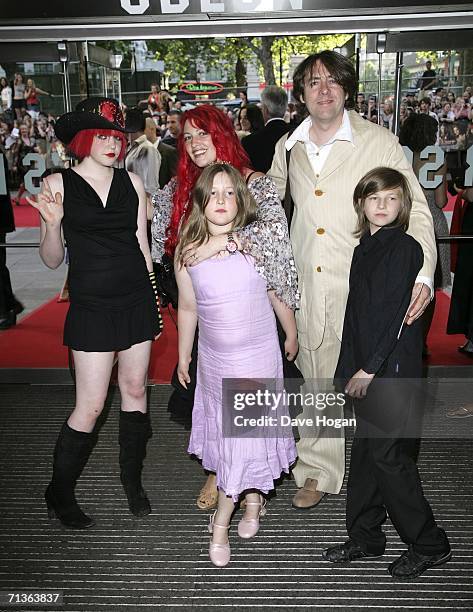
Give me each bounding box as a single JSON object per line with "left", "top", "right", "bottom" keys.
{"left": 175, "top": 163, "right": 298, "bottom": 567}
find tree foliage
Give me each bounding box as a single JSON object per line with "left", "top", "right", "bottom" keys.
{"left": 101, "top": 34, "right": 354, "bottom": 88}
{"left": 100, "top": 40, "right": 134, "bottom": 66}
{"left": 416, "top": 50, "right": 440, "bottom": 64}
{"left": 259, "top": 33, "right": 353, "bottom": 85}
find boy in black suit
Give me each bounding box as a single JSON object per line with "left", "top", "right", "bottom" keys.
{"left": 323, "top": 167, "right": 451, "bottom": 579}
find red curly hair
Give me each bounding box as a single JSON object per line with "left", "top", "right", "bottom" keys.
{"left": 67, "top": 128, "right": 127, "bottom": 161}
{"left": 165, "top": 104, "right": 251, "bottom": 256}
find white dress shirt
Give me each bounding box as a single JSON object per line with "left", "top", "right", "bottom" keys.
{"left": 285, "top": 109, "right": 354, "bottom": 177}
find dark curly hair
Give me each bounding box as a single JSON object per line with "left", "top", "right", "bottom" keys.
{"left": 398, "top": 113, "right": 438, "bottom": 152}
{"left": 292, "top": 50, "right": 356, "bottom": 117}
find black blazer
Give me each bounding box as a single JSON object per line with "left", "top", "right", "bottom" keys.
{"left": 334, "top": 227, "right": 424, "bottom": 384}
{"left": 242, "top": 119, "right": 292, "bottom": 174}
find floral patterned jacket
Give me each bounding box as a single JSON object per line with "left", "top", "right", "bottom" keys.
{"left": 151, "top": 175, "right": 299, "bottom": 310}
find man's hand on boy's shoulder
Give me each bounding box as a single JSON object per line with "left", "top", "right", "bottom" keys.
{"left": 345, "top": 369, "right": 375, "bottom": 399}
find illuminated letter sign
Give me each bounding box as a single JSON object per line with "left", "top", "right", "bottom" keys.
{"left": 118, "top": 0, "right": 344, "bottom": 16}
{"left": 160, "top": 0, "right": 190, "bottom": 13}
{"left": 120, "top": 0, "right": 150, "bottom": 14}
{"left": 201, "top": 0, "right": 225, "bottom": 11}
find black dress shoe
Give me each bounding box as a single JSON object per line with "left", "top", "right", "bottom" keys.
{"left": 388, "top": 545, "right": 452, "bottom": 579}
{"left": 0, "top": 310, "right": 16, "bottom": 330}
{"left": 13, "top": 299, "right": 24, "bottom": 316}
{"left": 458, "top": 344, "right": 473, "bottom": 357}
{"left": 322, "top": 539, "right": 384, "bottom": 563}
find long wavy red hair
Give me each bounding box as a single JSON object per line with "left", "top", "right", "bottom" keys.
{"left": 165, "top": 104, "right": 251, "bottom": 256}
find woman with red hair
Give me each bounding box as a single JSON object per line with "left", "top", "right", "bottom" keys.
{"left": 27, "top": 98, "right": 163, "bottom": 530}
{"left": 151, "top": 104, "right": 299, "bottom": 510}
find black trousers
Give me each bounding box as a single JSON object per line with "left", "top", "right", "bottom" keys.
{"left": 346, "top": 382, "right": 450, "bottom": 556}
{"left": 0, "top": 233, "right": 14, "bottom": 317}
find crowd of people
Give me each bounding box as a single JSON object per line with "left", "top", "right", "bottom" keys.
{"left": 1, "top": 51, "right": 473, "bottom": 578}
{"left": 2, "top": 70, "right": 472, "bottom": 195}
{"left": 356, "top": 68, "right": 473, "bottom": 151}
{"left": 0, "top": 73, "right": 64, "bottom": 205}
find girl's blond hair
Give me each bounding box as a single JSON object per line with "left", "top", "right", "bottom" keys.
{"left": 176, "top": 163, "right": 257, "bottom": 261}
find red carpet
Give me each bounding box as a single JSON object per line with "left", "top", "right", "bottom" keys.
{"left": 445, "top": 192, "right": 457, "bottom": 213}
{"left": 0, "top": 290, "right": 470, "bottom": 377}
{"left": 13, "top": 199, "right": 40, "bottom": 228}
{"left": 0, "top": 298, "right": 178, "bottom": 383}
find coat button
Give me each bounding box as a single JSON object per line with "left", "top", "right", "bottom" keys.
{"left": 314, "top": 189, "right": 324, "bottom": 196}
{"left": 316, "top": 266, "right": 322, "bottom": 272}
{"left": 316, "top": 228, "right": 325, "bottom": 235}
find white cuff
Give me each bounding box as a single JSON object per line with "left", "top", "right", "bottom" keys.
{"left": 416, "top": 275, "right": 434, "bottom": 300}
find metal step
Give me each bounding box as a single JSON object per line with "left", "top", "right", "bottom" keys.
{"left": 0, "top": 383, "right": 471, "bottom": 611}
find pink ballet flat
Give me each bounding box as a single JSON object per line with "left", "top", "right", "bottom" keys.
{"left": 208, "top": 511, "right": 231, "bottom": 567}
{"left": 237, "top": 495, "right": 267, "bottom": 539}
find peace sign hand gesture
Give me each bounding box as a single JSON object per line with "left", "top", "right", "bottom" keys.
{"left": 26, "top": 177, "right": 64, "bottom": 227}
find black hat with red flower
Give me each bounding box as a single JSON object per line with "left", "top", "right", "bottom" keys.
{"left": 54, "top": 97, "right": 127, "bottom": 144}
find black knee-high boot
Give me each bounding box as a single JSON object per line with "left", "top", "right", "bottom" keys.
{"left": 119, "top": 410, "right": 152, "bottom": 517}
{"left": 45, "top": 422, "right": 97, "bottom": 529}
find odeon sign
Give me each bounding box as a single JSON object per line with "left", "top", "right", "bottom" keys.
{"left": 2, "top": 0, "right": 473, "bottom": 21}
{"left": 117, "top": 0, "right": 473, "bottom": 15}
{"left": 119, "top": 0, "right": 304, "bottom": 13}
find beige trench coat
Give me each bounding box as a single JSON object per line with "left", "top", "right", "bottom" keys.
{"left": 269, "top": 110, "right": 437, "bottom": 351}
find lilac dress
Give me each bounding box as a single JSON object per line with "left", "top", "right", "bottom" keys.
{"left": 187, "top": 252, "right": 297, "bottom": 501}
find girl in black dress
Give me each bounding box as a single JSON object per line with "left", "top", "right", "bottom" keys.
{"left": 27, "top": 98, "right": 163, "bottom": 529}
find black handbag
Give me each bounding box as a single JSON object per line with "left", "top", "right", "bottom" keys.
{"left": 153, "top": 253, "right": 178, "bottom": 309}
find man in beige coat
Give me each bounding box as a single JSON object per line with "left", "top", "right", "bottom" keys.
{"left": 269, "top": 51, "right": 436, "bottom": 509}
